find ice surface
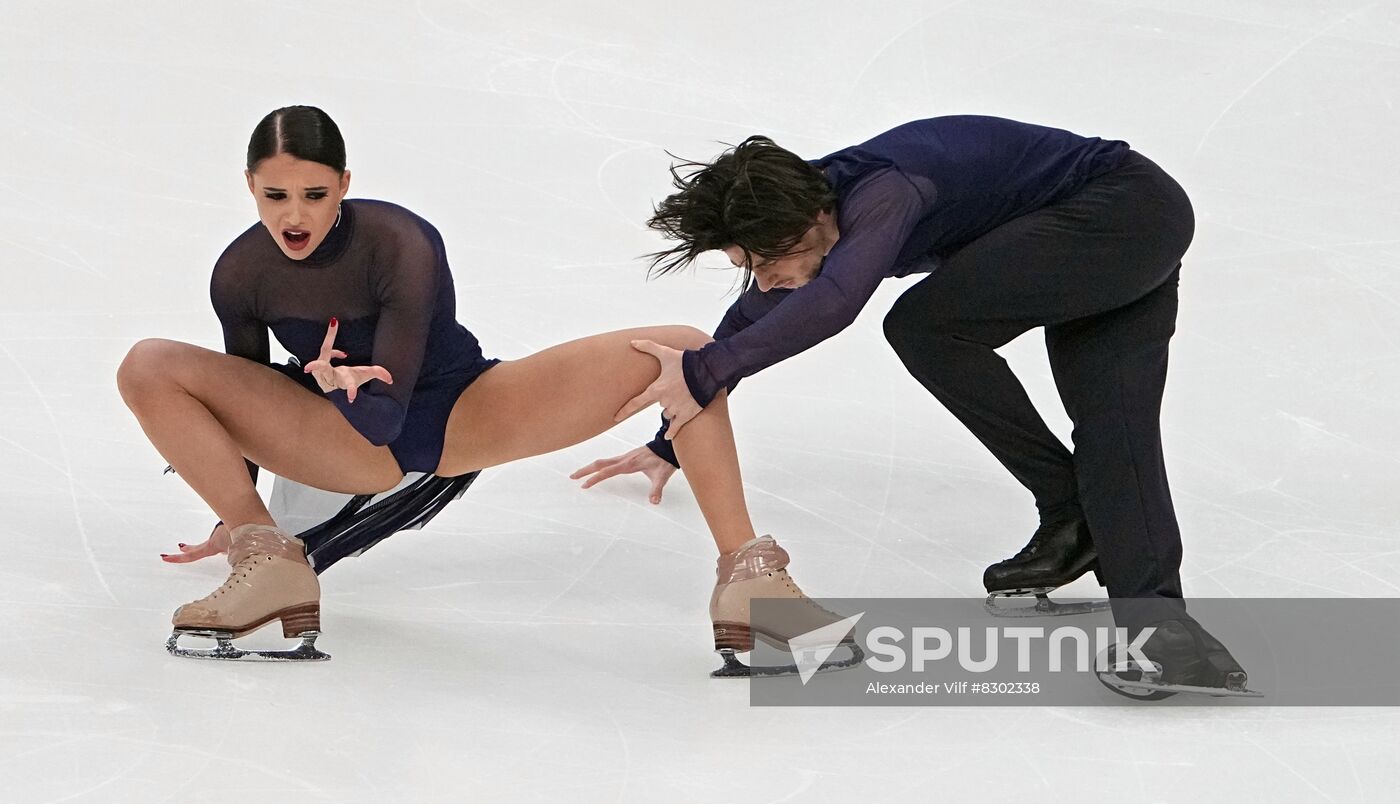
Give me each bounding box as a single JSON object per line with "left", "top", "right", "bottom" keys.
{"left": 2, "top": 1, "right": 1398, "bottom": 801}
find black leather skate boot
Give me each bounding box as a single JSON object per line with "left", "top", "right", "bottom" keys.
{"left": 981, "top": 508, "right": 1107, "bottom": 617}
{"left": 983, "top": 509, "right": 1101, "bottom": 594}
{"left": 1098, "top": 617, "right": 1259, "bottom": 700}
{"left": 1142, "top": 619, "right": 1248, "bottom": 687}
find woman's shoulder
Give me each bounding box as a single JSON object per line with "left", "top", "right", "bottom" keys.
{"left": 346, "top": 200, "right": 449, "bottom": 281}
{"left": 346, "top": 199, "right": 443, "bottom": 248}
{"left": 346, "top": 197, "right": 419, "bottom": 218}
{"left": 346, "top": 199, "right": 435, "bottom": 230}
{"left": 214, "top": 220, "right": 274, "bottom": 273}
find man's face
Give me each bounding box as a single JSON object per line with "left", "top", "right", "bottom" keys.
{"left": 723, "top": 221, "right": 829, "bottom": 292}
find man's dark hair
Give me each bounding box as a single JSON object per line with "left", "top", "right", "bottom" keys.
{"left": 645, "top": 136, "right": 836, "bottom": 280}
{"left": 246, "top": 105, "right": 346, "bottom": 173}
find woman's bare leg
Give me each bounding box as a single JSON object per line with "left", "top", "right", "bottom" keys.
{"left": 436, "top": 326, "right": 756, "bottom": 552}
{"left": 438, "top": 325, "right": 860, "bottom": 677}
{"left": 117, "top": 338, "right": 405, "bottom": 532}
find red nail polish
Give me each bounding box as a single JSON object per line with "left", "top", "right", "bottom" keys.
{"left": 178, "top": 543, "right": 186, "bottom": 548}
{"left": 331, "top": 316, "right": 338, "bottom": 327}
{"left": 160, "top": 554, "right": 170, "bottom": 558}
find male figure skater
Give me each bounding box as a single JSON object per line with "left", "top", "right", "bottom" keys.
{"left": 575, "top": 115, "right": 1252, "bottom": 696}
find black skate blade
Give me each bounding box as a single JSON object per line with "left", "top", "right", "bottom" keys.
{"left": 710, "top": 644, "right": 865, "bottom": 679}
{"left": 166, "top": 629, "right": 331, "bottom": 662}
{"left": 983, "top": 591, "right": 1110, "bottom": 618}
{"left": 1098, "top": 675, "right": 1264, "bottom": 699}
{"left": 1095, "top": 646, "right": 1262, "bottom": 700}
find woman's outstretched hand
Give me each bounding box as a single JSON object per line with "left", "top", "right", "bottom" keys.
{"left": 160, "top": 521, "right": 230, "bottom": 564}
{"left": 570, "top": 446, "right": 678, "bottom": 505}
{"left": 614, "top": 339, "right": 701, "bottom": 439}
{"left": 303, "top": 317, "right": 393, "bottom": 402}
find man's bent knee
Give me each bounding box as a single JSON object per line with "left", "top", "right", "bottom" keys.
{"left": 882, "top": 301, "right": 919, "bottom": 352}
{"left": 882, "top": 302, "right": 972, "bottom": 367}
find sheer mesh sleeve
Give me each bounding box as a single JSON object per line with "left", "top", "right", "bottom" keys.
{"left": 205, "top": 201, "right": 466, "bottom": 455}
{"left": 322, "top": 222, "right": 439, "bottom": 446}
{"left": 210, "top": 251, "right": 273, "bottom": 483}
{"left": 211, "top": 256, "right": 268, "bottom": 364}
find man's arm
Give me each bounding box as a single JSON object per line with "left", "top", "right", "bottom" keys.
{"left": 645, "top": 285, "right": 790, "bottom": 466}
{"left": 681, "top": 171, "right": 926, "bottom": 407}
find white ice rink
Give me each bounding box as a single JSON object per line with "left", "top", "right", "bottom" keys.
{"left": 4, "top": 1, "right": 1399, "bottom": 801}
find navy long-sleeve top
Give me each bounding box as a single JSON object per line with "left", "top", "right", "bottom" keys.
{"left": 211, "top": 199, "right": 490, "bottom": 455}
{"left": 649, "top": 116, "right": 1130, "bottom": 466}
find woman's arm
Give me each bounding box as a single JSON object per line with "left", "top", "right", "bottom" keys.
{"left": 211, "top": 257, "right": 274, "bottom": 485}
{"left": 323, "top": 224, "right": 438, "bottom": 445}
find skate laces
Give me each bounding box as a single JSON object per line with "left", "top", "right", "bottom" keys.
{"left": 187, "top": 526, "right": 305, "bottom": 608}
{"left": 1009, "top": 519, "right": 1069, "bottom": 561}
{"left": 776, "top": 569, "right": 842, "bottom": 617}
{"left": 202, "top": 559, "right": 259, "bottom": 599}
{"left": 719, "top": 538, "right": 842, "bottom": 619}
{"left": 1009, "top": 505, "right": 1087, "bottom": 561}
{"left": 184, "top": 553, "right": 270, "bottom": 607}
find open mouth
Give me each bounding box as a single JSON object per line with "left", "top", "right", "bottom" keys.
{"left": 282, "top": 229, "right": 312, "bottom": 251}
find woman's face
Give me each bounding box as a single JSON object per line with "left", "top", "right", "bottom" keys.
{"left": 245, "top": 153, "right": 351, "bottom": 260}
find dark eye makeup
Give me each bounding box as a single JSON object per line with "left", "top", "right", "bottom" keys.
{"left": 261, "top": 191, "right": 329, "bottom": 201}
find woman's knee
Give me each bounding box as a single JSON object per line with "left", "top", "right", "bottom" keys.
{"left": 649, "top": 324, "right": 712, "bottom": 351}
{"left": 116, "top": 338, "right": 189, "bottom": 401}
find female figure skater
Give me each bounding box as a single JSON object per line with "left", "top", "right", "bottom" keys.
{"left": 576, "top": 116, "right": 1255, "bottom": 699}
{"left": 116, "top": 105, "right": 856, "bottom": 676}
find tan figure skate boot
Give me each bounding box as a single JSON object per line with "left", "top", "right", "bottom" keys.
{"left": 709, "top": 535, "right": 862, "bottom": 678}
{"left": 166, "top": 523, "right": 328, "bottom": 661}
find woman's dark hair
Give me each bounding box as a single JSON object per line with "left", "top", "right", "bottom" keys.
{"left": 646, "top": 136, "right": 836, "bottom": 281}
{"left": 246, "top": 105, "right": 346, "bottom": 173}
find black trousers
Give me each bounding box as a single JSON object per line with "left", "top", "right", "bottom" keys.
{"left": 883, "top": 151, "right": 1195, "bottom": 630}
